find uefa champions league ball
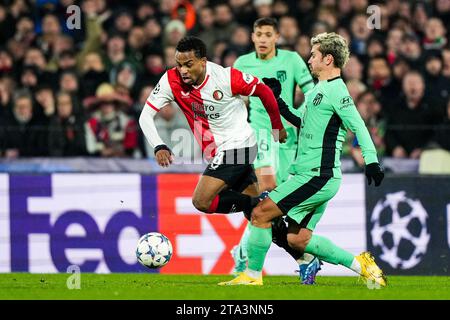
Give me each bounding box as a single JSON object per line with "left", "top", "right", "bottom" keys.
{"left": 136, "top": 232, "right": 173, "bottom": 269}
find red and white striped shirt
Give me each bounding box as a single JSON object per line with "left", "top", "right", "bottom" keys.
{"left": 145, "top": 61, "right": 262, "bottom": 159}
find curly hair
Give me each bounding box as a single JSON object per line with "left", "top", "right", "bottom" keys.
{"left": 176, "top": 36, "right": 207, "bottom": 59}
{"left": 311, "top": 32, "right": 350, "bottom": 69}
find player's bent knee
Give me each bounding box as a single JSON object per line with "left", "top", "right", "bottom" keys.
{"left": 251, "top": 205, "right": 271, "bottom": 226}
{"left": 287, "top": 234, "right": 307, "bottom": 252}
{"left": 192, "top": 197, "right": 211, "bottom": 213}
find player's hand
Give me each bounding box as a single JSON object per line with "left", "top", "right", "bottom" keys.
{"left": 262, "top": 77, "right": 281, "bottom": 98}
{"left": 154, "top": 145, "right": 174, "bottom": 168}
{"left": 272, "top": 128, "right": 287, "bottom": 143}
{"left": 365, "top": 162, "right": 384, "bottom": 186}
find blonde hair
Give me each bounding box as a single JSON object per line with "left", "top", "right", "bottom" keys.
{"left": 311, "top": 32, "right": 350, "bottom": 69}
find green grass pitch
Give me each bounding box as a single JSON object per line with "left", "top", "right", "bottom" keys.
{"left": 1, "top": 273, "right": 449, "bottom": 300}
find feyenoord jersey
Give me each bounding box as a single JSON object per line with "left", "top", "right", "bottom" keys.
{"left": 146, "top": 61, "right": 259, "bottom": 159}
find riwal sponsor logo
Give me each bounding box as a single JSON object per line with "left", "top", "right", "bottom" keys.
{"left": 3, "top": 174, "right": 157, "bottom": 273}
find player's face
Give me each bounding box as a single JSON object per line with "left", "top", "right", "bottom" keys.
{"left": 308, "top": 44, "right": 329, "bottom": 78}
{"left": 252, "top": 25, "right": 279, "bottom": 58}
{"left": 175, "top": 50, "right": 207, "bottom": 86}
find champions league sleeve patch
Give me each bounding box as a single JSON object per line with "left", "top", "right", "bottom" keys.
{"left": 242, "top": 72, "right": 255, "bottom": 84}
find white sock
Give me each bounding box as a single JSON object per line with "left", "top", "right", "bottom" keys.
{"left": 245, "top": 269, "right": 262, "bottom": 279}
{"left": 296, "top": 253, "right": 315, "bottom": 265}
{"left": 350, "top": 258, "right": 362, "bottom": 274}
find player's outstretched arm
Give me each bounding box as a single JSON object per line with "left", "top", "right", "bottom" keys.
{"left": 139, "top": 106, "right": 174, "bottom": 167}
{"left": 262, "top": 77, "right": 302, "bottom": 128}
{"left": 331, "top": 91, "right": 384, "bottom": 186}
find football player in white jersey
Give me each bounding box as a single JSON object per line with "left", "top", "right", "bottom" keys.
{"left": 140, "top": 36, "right": 287, "bottom": 216}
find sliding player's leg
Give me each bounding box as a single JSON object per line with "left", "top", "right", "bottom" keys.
{"left": 282, "top": 176, "right": 386, "bottom": 287}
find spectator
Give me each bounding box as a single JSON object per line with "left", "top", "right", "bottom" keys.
{"left": 171, "top": 0, "right": 197, "bottom": 31}
{"left": 214, "top": 3, "right": 238, "bottom": 42}
{"left": 434, "top": 0, "right": 450, "bottom": 32}
{"left": 386, "top": 28, "right": 404, "bottom": 64}
{"left": 0, "top": 5, "right": 15, "bottom": 44}
{"left": 13, "top": 15, "right": 36, "bottom": 47}
{"left": 59, "top": 70, "right": 79, "bottom": 95}
{"left": 85, "top": 83, "right": 138, "bottom": 157}
{"left": 423, "top": 51, "right": 450, "bottom": 110}
{"left": 136, "top": 2, "right": 156, "bottom": 25}
{"left": 34, "top": 84, "right": 56, "bottom": 123}
{"left": 37, "top": 13, "right": 63, "bottom": 56}
{"left": 0, "top": 49, "right": 14, "bottom": 78}
{"left": 253, "top": 0, "right": 273, "bottom": 19}
{"left": 194, "top": 6, "right": 218, "bottom": 58}
{"left": 229, "top": 25, "right": 252, "bottom": 56}
{"left": 56, "top": 49, "right": 78, "bottom": 72}
{"left": 80, "top": 52, "right": 109, "bottom": 100}
{"left": 346, "top": 79, "right": 366, "bottom": 101}
{"left": 392, "top": 56, "right": 411, "bottom": 87}
{"left": 111, "top": 9, "right": 134, "bottom": 37}
{"left": 442, "top": 45, "right": 450, "bottom": 78}
{"left": 350, "top": 90, "right": 385, "bottom": 168}
{"left": 385, "top": 71, "right": 437, "bottom": 159}
{"left": 295, "top": 35, "right": 311, "bottom": 61}
{"left": 366, "top": 55, "right": 399, "bottom": 114}
{"left": 350, "top": 13, "right": 373, "bottom": 57}
{"left": 0, "top": 76, "right": 15, "bottom": 118}
{"left": 163, "top": 45, "right": 177, "bottom": 68}
{"left": 1, "top": 89, "right": 48, "bottom": 157}
{"left": 399, "top": 33, "right": 424, "bottom": 67}
{"left": 423, "top": 17, "right": 447, "bottom": 51}
{"left": 127, "top": 26, "right": 146, "bottom": 62}
{"left": 104, "top": 33, "right": 135, "bottom": 82}
{"left": 142, "top": 51, "right": 165, "bottom": 87}
{"left": 278, "top": 15, "right": 299, "bottom": 48}
{"left": 48, "top": 92, "right": 87, "bottom": 156}
{"left": 163, "top": 19, "right": 187, "bottom": 48}
{"left": 343, "top": 54, "right": 363, "bottom": 82}
{"left": 366, "top": 36, "right": 386, "bottom": 59}
{"left": 431, "top": 98, "right": 450, "bottom": 151}
{"left": 143, "top": 17, "right": 163, "bottom": 53}
{"left": 20, "top": 65, "right": 40, "bottom": 91}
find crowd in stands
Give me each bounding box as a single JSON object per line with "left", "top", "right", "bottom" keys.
{"left": 0, "top": 0, "right": 449, "bottom": 167}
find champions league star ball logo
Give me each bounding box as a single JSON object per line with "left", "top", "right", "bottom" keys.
{"left": 213, "top": 90, "right": 223, "bottom": 101}
{"left": 370, "top": 191, "right": 430, "bottom": 269}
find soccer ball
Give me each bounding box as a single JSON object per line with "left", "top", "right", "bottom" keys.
{"left": 136, "top": 232, "right": 173, "bottom": 269}
{"left": 370, "top": 191, "right": 430, "bottom": 269}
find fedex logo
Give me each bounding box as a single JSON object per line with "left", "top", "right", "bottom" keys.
{"left": 0, "top": 174, "right": 157, "bottom": 273}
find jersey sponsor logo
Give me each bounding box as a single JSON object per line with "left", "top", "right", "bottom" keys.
{"left": 340, "top": 96, "right": 354, "bottom": 110}
{"left": 276, "top": 70, "right": 287, "bottom": 82}
{"left": 313, "top": 93, "right": 323, "bottom": 106}
{"left": 340, "top": 96, "right": 353, "bottom": 104}
{"left": 152, "top": 83, "right": 160, "bottom": 95}
{"left": 213, "top": 90, "right": 223, "bottom": 101}
{"left": 242, "top": 72, "right": 254, "bottom": 84}
{"left": 191, "top": 102, "right": 220, "bottom": 120}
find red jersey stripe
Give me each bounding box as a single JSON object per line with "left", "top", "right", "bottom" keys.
{"left": 146, "top": 101, "right": 160, "bottom": 112}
